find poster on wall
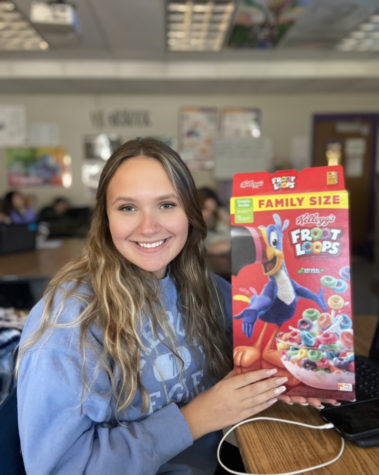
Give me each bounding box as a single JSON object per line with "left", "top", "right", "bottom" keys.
{"left": 178, "top": 107, "right": 218, "bottom": 170}
{"left": 0, "top": 105, "right": 26, "bottom": 146}
{"left": 213, "top": 136, "right": 273, "bottom": 180}
{"left": 220, "top": 107, "right": 261, "bottom": 138}
{"left": 28, "top": 123, "right": 60, "bottom": 146}
{"left": 6, "top": 147, "right": 72, "bottom": 188}
{"left": 344, "top": 137, "right": 366, "bottom": 178}
{"left": 84, "top": 133, "right": 122, "bottom": 161}
{"left": 82, "top": 134, "right": 122, "bottom": 192}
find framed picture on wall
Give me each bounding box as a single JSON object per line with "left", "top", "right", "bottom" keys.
{"left": 84, "top": 133, "right": 122, "bottom": 160}
{"left": 220, "top": 107, "right": 261, "bottom": 138}
{"left": 178, "top": 107, "right": 218, "bottom": 171}
{"left": 82, "top": 133, "right": 122, "bottom": 191}
{"left": 6, "top": 147, "right": 72, "bottom": 188}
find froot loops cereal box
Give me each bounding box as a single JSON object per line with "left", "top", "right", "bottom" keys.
{"left": 231, "top": 165, "right": 355, "bottom": 401}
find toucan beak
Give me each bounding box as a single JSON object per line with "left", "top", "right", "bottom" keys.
{"left": 231, "top": 226, "right": 266, "bottom": 276}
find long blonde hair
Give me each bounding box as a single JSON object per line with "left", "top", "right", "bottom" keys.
{"left": 18, "top": 137, "right": 232, "bottom": 412}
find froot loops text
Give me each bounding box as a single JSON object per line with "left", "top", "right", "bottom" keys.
{"left": 290, "top": 227, "right": 342, "bottom": 256}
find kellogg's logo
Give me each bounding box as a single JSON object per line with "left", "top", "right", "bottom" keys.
{"left": 272, "top": 176, "right": 296, "bottom": 190}
{"left": 240, "top": 179, "right": 264, "bottom": 190}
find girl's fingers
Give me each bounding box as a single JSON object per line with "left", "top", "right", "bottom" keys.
{"left": 242, "top": 397, "right": 279, "bottom": 418}
{"left": 321, "top": 398, "right": 340, "bottom": 406}
{"left": 278, "top": 394, "right": 293, "bottom": 405}
{"left": 231, "top": 368, "right": 278, "bottom": 389}
{"left": 238, "top": 378, "right": 288, "bottom": 409}
{"left": 286, "top": 395, "right": 308, "bottom": 405}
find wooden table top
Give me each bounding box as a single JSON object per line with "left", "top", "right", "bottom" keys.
{"left": 1, "top": 239, "right": 230, "bottom": 281}
{"left": 235, "top": 314, "right": 379, "bottom": 474}
{"left": 0, "top": 238, "right": 86, "bottom": 279}
{"left": 235, "top": 401, "right": 379, "bottom": 475}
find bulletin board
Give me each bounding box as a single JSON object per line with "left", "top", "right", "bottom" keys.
{"left": 178, "top": 107, "right": 218, "bottom": 171}
{"left": 219, "top": 108, "right": 261, "bottom": 138}
{"left": 212, "top": 136, "right": 273, "bottom": 180}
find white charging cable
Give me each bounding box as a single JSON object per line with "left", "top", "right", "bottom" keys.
{"left": 217, "top": 417, "right": 345, "bottom": 475}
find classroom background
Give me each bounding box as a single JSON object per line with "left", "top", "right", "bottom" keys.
{"left": 1, "top": 2, "right": 379, "bottom": 473}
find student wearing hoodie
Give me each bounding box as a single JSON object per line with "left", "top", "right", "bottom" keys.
{"left": 17, "top": 137, "right": 333, "bottom": 475}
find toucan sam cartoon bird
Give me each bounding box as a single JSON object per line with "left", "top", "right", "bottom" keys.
{"left": 232, "top": 214, "right": 327, "bottom": 379}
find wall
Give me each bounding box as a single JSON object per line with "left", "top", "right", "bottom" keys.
{"left": 0, "top": 92, "right": 378, "bottom": 210}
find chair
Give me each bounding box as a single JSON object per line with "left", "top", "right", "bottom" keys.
{"left": 0, "top": 329, "right": 26, "bottom": 474}
{"left": 0, "top": 387, "right": 26, "bottom": 475}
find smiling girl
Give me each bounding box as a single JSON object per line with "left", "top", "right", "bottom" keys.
{"left": 17, "top": 138, "right": 291, "bottom": 475}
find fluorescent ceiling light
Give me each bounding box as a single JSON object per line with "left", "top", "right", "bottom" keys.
{"left": 166, "top": 0, "right": 236, "bottom": 52}
{"left": 337, "top": 9, "right": 379, "bottom": 52}
{"left": 0, "top": 0, "right": 48, "bottom": 50}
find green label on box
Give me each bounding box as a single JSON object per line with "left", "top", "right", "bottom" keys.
{"left": 235, "top": 198, "right": 253, "bottom": 223}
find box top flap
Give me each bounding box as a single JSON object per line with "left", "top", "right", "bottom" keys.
{"left": 232, "top": 165, "right": 345, "bottom": 197}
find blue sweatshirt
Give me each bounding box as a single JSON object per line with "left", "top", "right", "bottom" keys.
{"left": 17, "top": 274, "right": 232, "bottom": 475}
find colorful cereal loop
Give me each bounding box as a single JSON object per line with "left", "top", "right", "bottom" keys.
{"left": 333, "top": 279, "right": 348, "bottom": 293}
{"left": 328, "top": 294, "right": 344, "bottom": 310}
{"left": 321, "top": 228, "right": 331, "bottom": 239}
{"left": 298, "top": 318, "right": 313, "bottom": 331}
{"left": 339, "top": 314, "right": 352, "bottom": 330}
{"left": 311, "top": 227, "right": 322, "bottom": 240}
{"left": 319, "top": 331, "right": 338, "bottom": 345}
{"left": 341, "top": 330, "right": 354, "bottom": 348}
{"left": 277, "top": 342, "right": 290, "bottom": 350}
{"left": 301, "top": 358, "right": 317, "bottom": 370}
{"left": 321, "top": 275, "right": 337, "bottom": 288}
{"left": 301, "top": 241, "right": 313, "bottom": 253}
{"left": 302, "top": 308, "right": 320, "bottom": 321}
{"left": 288, "top": 330, "right": 301, "bottom": 344}
{"left": 301, "top": 331, "right": 315, "bottom": 347}
{"left": 318, "top": 312, "right": 332, "bottom": 329}
{"left": 339, "top": 266, "right": 350, "bottom": 281}
{"left": 316, "top": 357, "right": 330, "bottom": 368}
{"left": 308, "top": 350, "right": 323, "bottom": 362}
{"left": 312, "top": 241, "right": 323, "bottom": 253}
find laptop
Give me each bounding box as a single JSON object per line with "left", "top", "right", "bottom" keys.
{"left": 354, "top": 319, "right": 379, "bottom": 401}
{"left": 0, "top": 223, "right": 37, "bottom": 255}
{"left": 320, "top": 321, "right": 379, "bottom": 447}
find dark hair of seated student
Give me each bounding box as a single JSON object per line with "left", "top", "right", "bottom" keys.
{"left": 1, "top": 191, "right": 37, "bottom": 224}
{"left": 38, "top": 197, "right": 91, "bottom": 238}
{"left": 197, "top": 187, "right": 231, "bottom": 255}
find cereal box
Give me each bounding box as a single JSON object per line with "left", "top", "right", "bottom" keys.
{"left": 231, "top": 165, "right": 355, "bottom": 401}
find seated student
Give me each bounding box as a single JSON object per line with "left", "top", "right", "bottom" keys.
{"left": 197, "top": 186, "right": 231, "bottom": 255}
{"left": 38, "top": 197, "right": 91, "bottom": 238}
{"left": 0, "top": 212, "right": 10, "bottom": 224}
{"left": 38, "top": 196, "right": 70, "bottom": 220}
{"left": 1, "top": 191, "right": 37, "bottom": 224}
{"left": 16, "top": 138, "right": 338, "bottom": 475}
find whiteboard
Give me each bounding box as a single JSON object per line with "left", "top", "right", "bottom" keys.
{"left": 212, "top": 137, "right": 273, "bottom": 179}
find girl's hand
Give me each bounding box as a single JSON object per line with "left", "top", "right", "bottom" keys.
{"left": 180, "top": 368, "right": 287, "bottom": 440}
{"left": 279, "top": 394, "right": 340, "bottom": 409}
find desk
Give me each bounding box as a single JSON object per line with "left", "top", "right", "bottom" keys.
{"left": 235, "top": 402, "right": 378, "bottom": 474}
{"left": 235, "top": 315, "right": 379, "bottom": 474}
{"left": 0, "top": 238, "right": 85, "bottom": 280}
{"left": 1, "top": 243, "right": 231, "bottom": 280}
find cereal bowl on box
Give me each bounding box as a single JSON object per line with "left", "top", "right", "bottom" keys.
{"left": 276, "top": 330, "right": 354, "bottom": 391}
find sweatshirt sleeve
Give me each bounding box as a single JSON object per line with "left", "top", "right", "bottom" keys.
{"left": 212, "top": 273, "right": 233, "bottom": 339}
{"left": 17, "top": 303, "right": 193, "bottom": 475}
